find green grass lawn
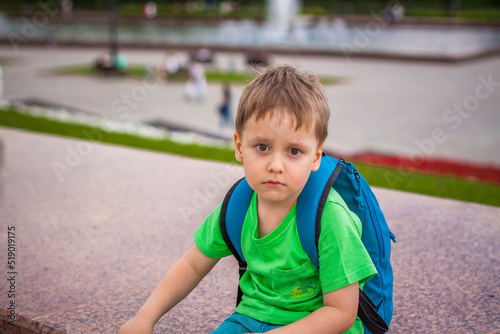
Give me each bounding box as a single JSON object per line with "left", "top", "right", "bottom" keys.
{"left": 51, "top": 64, "right": 342, "bottom": 86}
{"left": 1, "top": 106, "right": 499, "bottom": 207}
{"left": 0, "top": 107, "right": 235, "bottom": 163}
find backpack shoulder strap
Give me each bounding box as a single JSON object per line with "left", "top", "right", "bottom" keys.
{"left": 296, "top": 155, "right": 343, "bottom": 269}
{"left": 220, "top": 177, "right": 253, "bottom": 306}
{"left": 220, "top": 177, "right": 252, "bottom": 264}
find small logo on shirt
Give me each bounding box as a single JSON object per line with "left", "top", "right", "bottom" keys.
{"left": 284, "top": 278, "right": 318, "bottom": 300}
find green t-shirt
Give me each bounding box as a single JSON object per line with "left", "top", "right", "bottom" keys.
{"left": 194, "top": 188, "right": 377, "bottom": 333}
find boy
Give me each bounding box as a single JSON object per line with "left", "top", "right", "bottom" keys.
{"left": 119, "top": 65, "right": 377, "bottom": 334}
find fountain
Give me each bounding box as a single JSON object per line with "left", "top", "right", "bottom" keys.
{"left": 1, "top": 2, "right": 500, "bottom": 62}
{"left": 262, "top": 0, "right": 300, "bottom": 42}
{"left": 219, "top": 0, "right": 302, "bottom": 45}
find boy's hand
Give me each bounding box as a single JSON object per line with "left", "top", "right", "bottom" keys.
{"left": 119, "top": 315, "right": 154, "bottom": 334}
{"left": 118, "top": 246, "right": 219, "bottom": 334}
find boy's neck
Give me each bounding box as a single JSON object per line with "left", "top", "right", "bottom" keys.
{"left": 256, "top": 195, "right": 297, "bottom": 238}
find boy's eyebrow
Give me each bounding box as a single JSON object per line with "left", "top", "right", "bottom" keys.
{"left": 247, "top": 135, "right": 310, "bottom": 149}
{"left": 247, "top": 135, "right": 270, "bottom": 143}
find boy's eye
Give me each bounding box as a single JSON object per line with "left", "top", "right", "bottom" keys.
{"left": 256, "top": 144, "right": 269, "bottom": 152}
{"left": 288, "top": 148, "right": 302, "bottom": 156}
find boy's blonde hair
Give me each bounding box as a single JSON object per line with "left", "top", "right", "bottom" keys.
{"left": 235, "top": 65, "right": 330, "bottom": 144}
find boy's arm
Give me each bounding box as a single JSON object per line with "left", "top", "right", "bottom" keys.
{"left": 267, "top": 282, "right": 359, "bottom": 334}
{"left": 119, "top": 245, "right": 219, "bottom": 334}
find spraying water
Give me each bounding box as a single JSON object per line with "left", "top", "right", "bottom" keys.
{"left": 267, "top": 0, "right": 300, "bottom": 33}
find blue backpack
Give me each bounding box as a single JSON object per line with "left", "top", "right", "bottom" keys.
{"left": 220, "top": 155, "right": 395, "bottom": 334}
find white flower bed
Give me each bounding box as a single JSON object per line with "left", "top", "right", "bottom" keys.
{"left": 6, "top": 101, "right": 233, "bottom": 149}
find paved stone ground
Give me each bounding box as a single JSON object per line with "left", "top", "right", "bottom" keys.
{"left": 1, "top": 45, "right": 499, "bottom": 166}
{"left": 0, "top": 128, "right": 498, "bottom": 334}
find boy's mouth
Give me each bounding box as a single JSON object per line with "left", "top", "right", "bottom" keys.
{"left": 264, "top": 180, "right": 284, "bottom": 187}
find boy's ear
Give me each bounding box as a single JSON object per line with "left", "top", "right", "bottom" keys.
{"left": 234, "top": 131, "right": 244, "bottom": 163}
{"left": 311, "top": 143, "right": 324, "bottom": 172}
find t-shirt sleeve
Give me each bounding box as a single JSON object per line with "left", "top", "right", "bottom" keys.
{"left": 193, "top": 202, "right": 233, "bottom": 259}
{"left": 318, "top": 190, "right": 377, "bottom": 293}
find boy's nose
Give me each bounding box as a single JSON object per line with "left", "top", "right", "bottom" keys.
{"left": 268, "top": 154, "right": 284, "bottom": 174}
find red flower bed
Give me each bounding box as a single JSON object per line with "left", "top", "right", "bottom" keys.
{"left": 350, "top": 152, "right": 500, "bottom": 185}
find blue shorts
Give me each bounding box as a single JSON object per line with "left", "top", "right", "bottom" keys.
{"left": 211, "top": 312, "right": 283, "bottom": 333}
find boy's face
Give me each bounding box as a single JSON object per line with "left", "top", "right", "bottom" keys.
{"left": 234, "top": 111, "right": 324, "bottom": 209}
